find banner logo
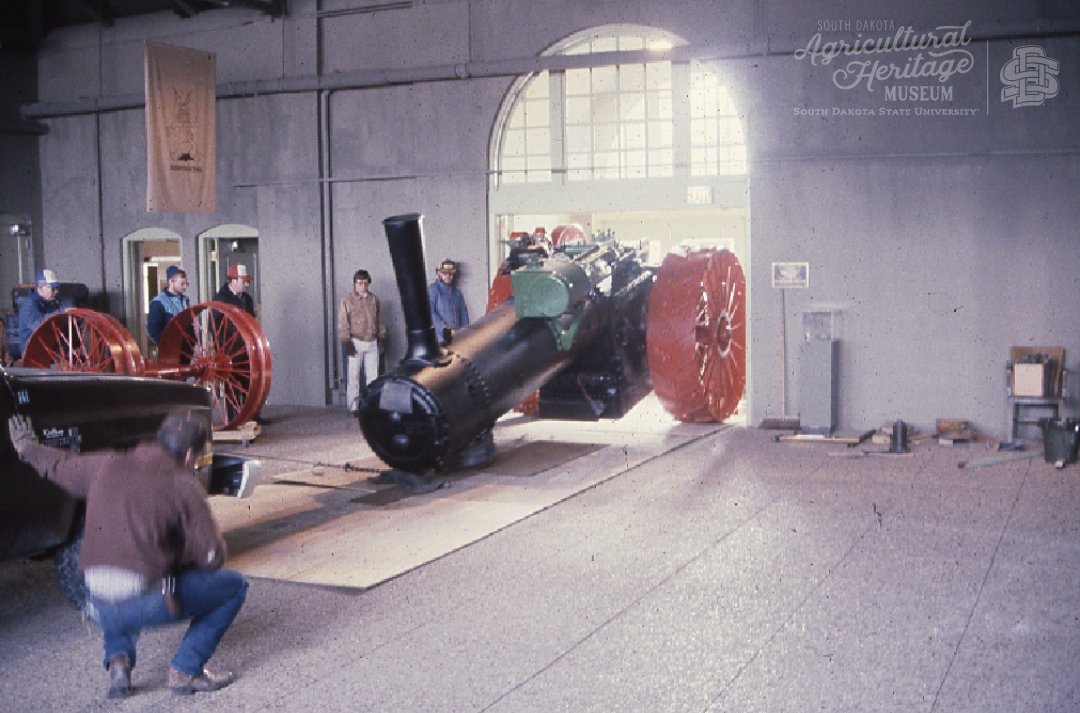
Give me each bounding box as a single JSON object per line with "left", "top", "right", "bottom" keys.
{"left": 168, "top": 88, "right": 198, "bottom": 162}
{"left": 794, "top": 21, "right": 975, "bottom": 94}
{"left": 792, "top": 20, "right": 981, "bottom": 118}
{"left": 145, "top": 42, "right": 217, "bottom": 213}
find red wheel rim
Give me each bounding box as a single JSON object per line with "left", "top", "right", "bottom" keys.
{"left": 96, "top": 312, "right": 147, "bottom": 375}
{"left": 646, "top": 248, "right": 746, "bottom": 423}
{"left": 698, "top": 249, "right": 746, "bottom": 422}
{"left": 22, "top": 309, "right": 143, "bottom": 375}
{"left": 486, "top": 272, "right": 514, "bottom": 313}
{"left": 486, "top": 272, "right": 539, "bottom": 415}
{"left": 155, "top": 302, "right": 272, "bottom": 430}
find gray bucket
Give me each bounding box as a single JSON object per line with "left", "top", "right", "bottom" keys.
{"left": 1040, "top": 418, "right": 1080, "bottom": 466}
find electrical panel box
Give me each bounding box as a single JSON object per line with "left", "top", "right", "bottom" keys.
{"left": 799, "top": 310, "right": 841, "bottom": 435}
{"left": 799, "top": 339, "right": 838, "bottom": 435}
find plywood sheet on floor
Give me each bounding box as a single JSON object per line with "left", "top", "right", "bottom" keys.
{"left": 211, "top": 399, "right": 723, "bottom": 590}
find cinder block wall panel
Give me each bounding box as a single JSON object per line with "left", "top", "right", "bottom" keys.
{"left": 468, "top": 0, "right": 758, "bottom": 59}
{"left": 37, "top": 10, "right": 294, "bottom": 102}
{"left": 750, "top": 157, "right": 1080, "bottom": 433}
{"left": 256, "top": 183, "right": 324, "bottom": 406}
{"left": 321, "top": 0, "right": 470, "bottom": 73}
{"left": 38, "top": 116, "right": 104, "bottom": 298}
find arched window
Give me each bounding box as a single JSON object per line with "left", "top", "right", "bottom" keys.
{"left": 564, "top": 59, "right": 673, "bottom": 180}
{"left": 494, "top": 25, "right": 746, "bottom": 185}
{"left": 499, "top": 72, "right": 552, "bottom": 184}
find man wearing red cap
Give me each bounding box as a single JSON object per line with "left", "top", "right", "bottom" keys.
{"left": 212, "top": 264, "right": 258, "bottom": 424}
{"left": 214, "top": 264, "right": 255, "bottom": 317}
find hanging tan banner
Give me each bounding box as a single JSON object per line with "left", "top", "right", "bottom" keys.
{"left": 145, "top": 42, "right": 216, "bottom": 213}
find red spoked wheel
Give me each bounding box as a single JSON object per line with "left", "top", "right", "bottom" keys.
{"left": 646, "top": 247, "right": 746, "bottom": 423}
{"left": 22, "top": 309, "right": 146, "bottom": 375}
{"left": 154, "top": 302, "right": 272, "bottom": 431}
{"left": 550, "top": 224, "right": 587, "bottom": 247}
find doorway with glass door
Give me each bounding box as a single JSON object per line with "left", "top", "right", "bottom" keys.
{"left": 123, "top": 229, "right": 185, "bottom": 359}
{"left": 200, "top": 234, "right": 260, "bottom": 317}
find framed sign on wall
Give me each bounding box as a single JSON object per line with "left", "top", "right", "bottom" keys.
{"left": 772, "top": 262, "right": 809, "bottom": 289}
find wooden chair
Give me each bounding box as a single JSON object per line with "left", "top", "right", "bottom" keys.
{"left": 1007, "top": 346, "right": 1067, "bottom": 442}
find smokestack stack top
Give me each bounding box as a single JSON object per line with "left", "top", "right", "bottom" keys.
{"left": 383, "top": 213, "right": 423, "bottom": 228}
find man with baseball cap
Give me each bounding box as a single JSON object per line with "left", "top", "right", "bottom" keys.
{"left": 17, "top": 269, "right": 63, "bottom": 357}
{"left": 212, "top": 264, "right": 258, "bottom": 424}
{"left": 147, "top": 266, "right": 191, "bottom": 345}
{"left": 427, "top": 258, "right": 470, "bottom": 344}
{"left": 213, "top": 264, "right": 255, "bottom": 317}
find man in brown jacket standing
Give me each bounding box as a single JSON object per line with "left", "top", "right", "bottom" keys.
{"left": 7, "top": 410, "right": 248, "bottom": 700}
{"left": 338, "top": 269, "right": 387, "bottom": 415}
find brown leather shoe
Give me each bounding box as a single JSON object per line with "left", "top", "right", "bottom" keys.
{"left": 168, "top": 667, "right": 236, "bottom": 695}
{"left": 106, "top": 654, "right": 132, "bottom": 699}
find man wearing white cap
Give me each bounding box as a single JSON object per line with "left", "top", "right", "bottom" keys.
{"left": 213, "top": 264, "right": 255, "bottom": 317}
{"left": 18, "top": 269, "right": 63, "bottom": 356}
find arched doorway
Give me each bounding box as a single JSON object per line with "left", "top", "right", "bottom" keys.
{"left": 198, "top": 224, "right": 260, "bottom": 318}
{"left": 488, "top": 25, "right": 751, "bottom": 420}
{"left": 122, "top": 227, "right": 184, "bottom": 356}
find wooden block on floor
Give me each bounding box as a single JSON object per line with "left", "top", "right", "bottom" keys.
{"left": 935, "top": 418, "right": 973, "bottom": 446}
{"left": 213, "top": 421, "right": 261, "bottom": 443}
{"left": 936, "top": 418, "right": 970, "bottom": 433}
{"left": 937, "top": 432, "right": 973, "bottom": 445}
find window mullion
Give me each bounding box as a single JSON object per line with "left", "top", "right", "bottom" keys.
{"left": 550, "top": 70, "right": 566, "bottom": 186}
{"left": 671, "top": 61, "right": 691, "bottom": 179}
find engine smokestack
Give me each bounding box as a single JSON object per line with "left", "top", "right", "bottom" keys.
{"left": 381, "top": 213, "right": 441, "bottom": 364}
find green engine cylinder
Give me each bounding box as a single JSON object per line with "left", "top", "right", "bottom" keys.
{"left": 510, "top": 258, "right": 591, "bottom": 319}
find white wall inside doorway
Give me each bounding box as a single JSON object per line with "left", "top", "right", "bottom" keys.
{"left": 121, "top": 228, "right": 184, "bottom": 356}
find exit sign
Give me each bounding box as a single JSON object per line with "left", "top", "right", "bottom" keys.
{"left": 686, "top": 186, "right": 713, "bottom": 205}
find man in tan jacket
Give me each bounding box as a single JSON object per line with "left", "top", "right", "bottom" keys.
{"left": 338, "top": 269, "right": 387, "bottom": 415}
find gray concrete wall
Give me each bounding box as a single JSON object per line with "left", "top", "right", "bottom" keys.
{"left": 13, "top": 0, "right": 1080, "bottom": 437}
{"left": 735, "top": 23, "right": 1080, "bottom": 435}
{"left": 0, "top": 53, "right": 43, "bottom": 307}
{"left": 327, "top": 78, "right": 509, "bottom": 359}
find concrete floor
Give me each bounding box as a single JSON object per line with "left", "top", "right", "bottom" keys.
{"left": 2, "top": 402, "right": 1079, "bottom": 712}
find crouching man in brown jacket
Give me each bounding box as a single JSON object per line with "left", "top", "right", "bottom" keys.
{"left": 7, "top": 411, "right": 248, "bottom": 700}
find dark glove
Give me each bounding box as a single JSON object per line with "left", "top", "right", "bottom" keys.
{"left": 343, "top": 340, "right": 357, "bottom": 357}
{"left": 7, "top": 415, "right": 38, "bottom": 460}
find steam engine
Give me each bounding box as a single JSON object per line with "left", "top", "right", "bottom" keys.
{"left": 359, "top": 214, "right": 655, "bottom": 473}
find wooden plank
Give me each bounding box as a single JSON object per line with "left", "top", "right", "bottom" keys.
{"left": 213, "top": 421, "right": 261, "bottom": 443}
{"left": 958, "top": 451, "right": 1039, "bottom": 469}
{"left": 775, "top": 429, "right": 874, "bottom": 445}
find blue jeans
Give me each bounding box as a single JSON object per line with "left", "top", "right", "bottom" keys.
{"left": 88, "top": 568, "right": 248, "bottom": 676}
